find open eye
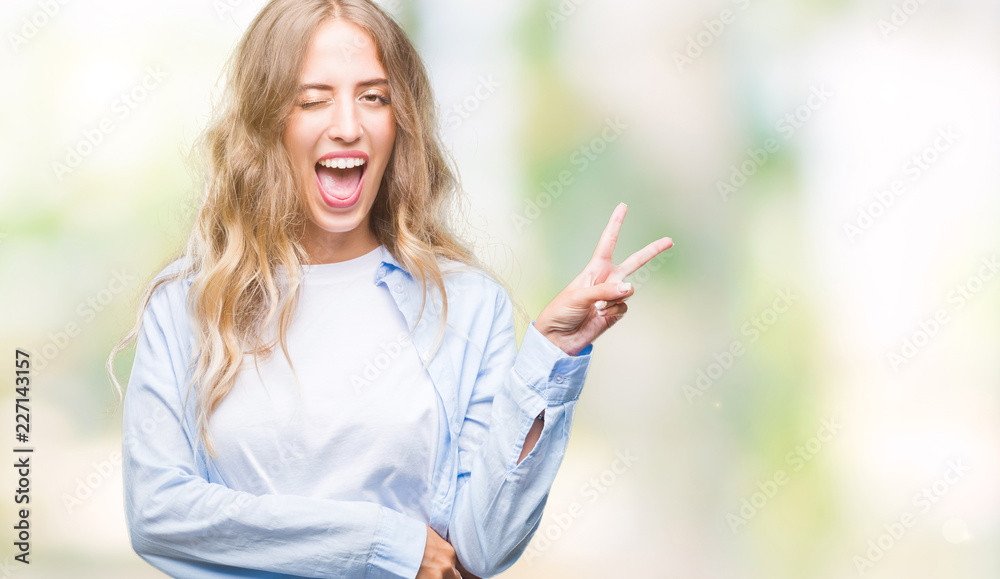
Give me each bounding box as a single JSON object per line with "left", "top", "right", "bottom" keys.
{"left": 361, "top": 91, "right": 390, "bottom": 105}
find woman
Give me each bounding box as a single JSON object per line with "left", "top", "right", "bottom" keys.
{"left": 108, "top": 0, "right": 672, "bottom": 577}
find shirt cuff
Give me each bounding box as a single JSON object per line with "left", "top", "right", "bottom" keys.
{"left": 368, "top": 506, "right": 427, "bottom": 579}
{"left": 511, "top": 321, "right": 593, "bottom": 405}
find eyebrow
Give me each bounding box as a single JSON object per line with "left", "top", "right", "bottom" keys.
{"left": 298, "top": 78, "right": 389, "bottom": 91}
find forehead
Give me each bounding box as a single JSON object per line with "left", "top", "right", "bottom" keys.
{"left": 299, "top": 18, "right": 385, "bottom": 81}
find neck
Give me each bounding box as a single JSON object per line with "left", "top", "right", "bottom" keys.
{"left": 302, "top": 223, "right": 380, "bottom": 265}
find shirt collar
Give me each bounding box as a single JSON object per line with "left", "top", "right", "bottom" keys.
{"left": 374, "top": 245, "right": 411, "bottom": 284}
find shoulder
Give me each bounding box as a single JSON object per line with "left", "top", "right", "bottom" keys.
{"left": 144, "top": 256, "right": 197, "bottom": 329}
{"left": 435, "top": 260, "right": 517, "bottom": 364}
{"left": 150, "top": 255, "right": 195, "bottom": 295}
{"left": 438, "top": 257, "right": 510, "bottom": 310}
{"left": 153, "top": 255, "right": 195, "bottom": 281}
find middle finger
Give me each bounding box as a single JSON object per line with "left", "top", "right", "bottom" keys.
{"left": 612, "top": 236, "right": 673, "bottom": 282}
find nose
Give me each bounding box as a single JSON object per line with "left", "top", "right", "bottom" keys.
{"left": 325, "top": 100, "right": 363, "bottom": 143}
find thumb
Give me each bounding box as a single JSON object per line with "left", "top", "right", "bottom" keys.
{"left": 578, "top": 281, "right": 633, "bottom": 305}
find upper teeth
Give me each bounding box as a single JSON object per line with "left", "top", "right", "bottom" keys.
{"left": 318, "top": 157, "right": 366, "bottom": 169}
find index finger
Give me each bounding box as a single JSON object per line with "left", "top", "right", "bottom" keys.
{"left": 612, "top": 236, "right": 673, "bottom": 281}
{"left": 591, "top": 202, "right": 628, "bottom": 263}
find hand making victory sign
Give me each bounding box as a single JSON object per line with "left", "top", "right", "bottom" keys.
{"left": 535, "top": 202, "right": 674, "bottom": 356}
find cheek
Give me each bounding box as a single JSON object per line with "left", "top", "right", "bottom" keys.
{"left": 284, "top": 118, "right": 320, "bottom": 164}
{"left": 379, "top": 121, "right": 397, "bottom": 158}
{"left": 362, "top": 109, "right": 395, "bottom": 148}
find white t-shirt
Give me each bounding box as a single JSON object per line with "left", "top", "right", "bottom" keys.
{"left": 207, "top": 244, "right": 440, "bottom": 525}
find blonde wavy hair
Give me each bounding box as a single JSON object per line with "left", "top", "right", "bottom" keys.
{"left": 107, "top": 0, "right": 519, "bottom": 459}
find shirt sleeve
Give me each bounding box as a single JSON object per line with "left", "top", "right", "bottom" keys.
{"left": 122, "top": 282, "right": 428, "bottom": 579}
{"left": 446, "top": 286, "right": 593, "bottom": 577}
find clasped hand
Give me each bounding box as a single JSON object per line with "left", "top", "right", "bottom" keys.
{"left": 417, "top": 526, "right": 480, "bottom": 579}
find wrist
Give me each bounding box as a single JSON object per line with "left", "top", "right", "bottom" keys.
{"left": 533, "top": 320, "right": 584, "bottom": 357}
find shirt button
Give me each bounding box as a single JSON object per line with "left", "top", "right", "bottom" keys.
{"left": 393, "top": 283, "right": 403, "bottom": 293}
{"left": 377, "top": 265, "right": 387, "bottom": 277}
{"left": 554, "top": 374, "right": 565, "bottom": 384}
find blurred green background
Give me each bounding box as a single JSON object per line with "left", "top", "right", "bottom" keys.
{"left": 1, "top": 0, "right": 998, "bottom": 577}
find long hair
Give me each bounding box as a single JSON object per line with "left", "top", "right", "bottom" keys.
{"left": 107, "top": 0, "right": 518, "bottom": 459}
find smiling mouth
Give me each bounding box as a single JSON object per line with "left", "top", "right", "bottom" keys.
{"left": 315, "top": 156, "right": 367, "bottom": 201}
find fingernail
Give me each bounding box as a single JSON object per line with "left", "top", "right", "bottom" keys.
{"left": 595, "top": 300, "right": 607, "bottom": 310}
{"left": 598, "top": 308, "right": 608, "bottom": 317}
{"left": 617, "top": 282, "right": 631, "bottom": 293}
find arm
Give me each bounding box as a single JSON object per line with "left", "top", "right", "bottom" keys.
{"left": 446, "top": 203, "right": 671, "bottom": 577}
{"left": 446, "top": 288, "right": 593, "bottom": 578}
{"left": 122, "top": 284, "right": 428, "bottom": 579}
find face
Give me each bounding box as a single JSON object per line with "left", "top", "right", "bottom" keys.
{"left": 283, "top": 18, "right": 396, "bottom": 262}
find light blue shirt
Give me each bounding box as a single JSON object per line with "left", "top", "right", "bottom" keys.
{"left": 122, "top": 246, "right": 594, "bottom": 578}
